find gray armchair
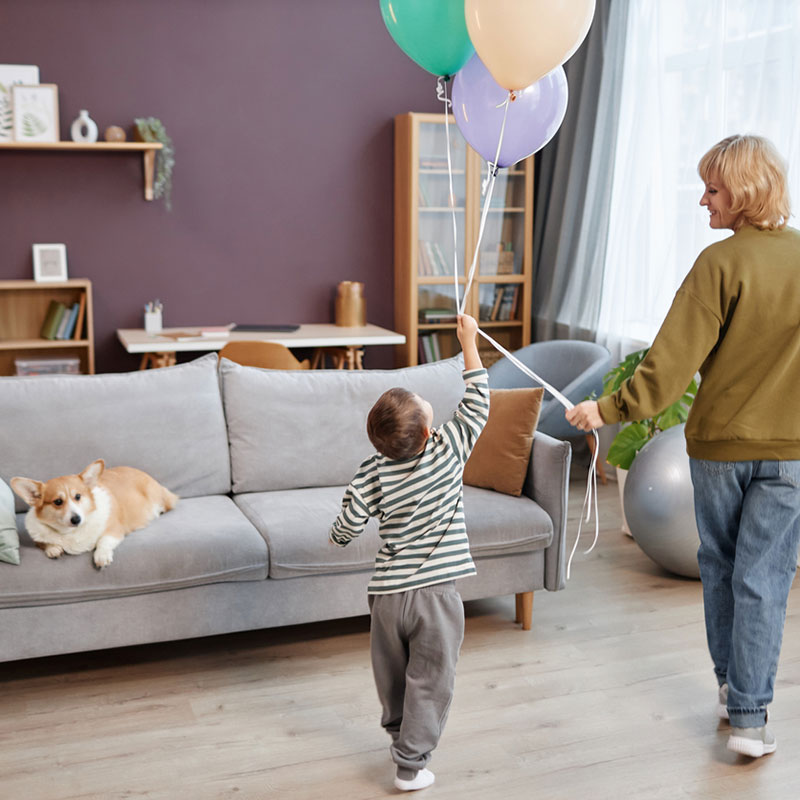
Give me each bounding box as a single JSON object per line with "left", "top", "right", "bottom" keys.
{"left": 487, "top": 340, "right": 612, "bottom": 439}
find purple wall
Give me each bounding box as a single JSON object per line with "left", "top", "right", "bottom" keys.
{"left": 1, "top": 1, "right": 441, "bottom": 371}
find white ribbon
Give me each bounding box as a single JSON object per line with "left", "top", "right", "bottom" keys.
{"left": 437, "top": 76, "right": 461, "bottom": 309}
{"left": 434, "top": 83, "right": 600, "bottom": 579}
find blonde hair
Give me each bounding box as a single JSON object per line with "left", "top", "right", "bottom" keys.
{"left": 698, "top": 135, "right": 791, "bottom": 230}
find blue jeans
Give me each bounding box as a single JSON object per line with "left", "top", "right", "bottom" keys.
{"left": 690, "top": 458, "right": 800, "bottom": 728}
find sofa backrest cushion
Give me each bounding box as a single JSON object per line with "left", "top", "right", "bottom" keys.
{"left": 220, "top": 356, "right": 466, "bottom": 493}
{"left": 1, "top": 354, "right": 231, "bottom": 512}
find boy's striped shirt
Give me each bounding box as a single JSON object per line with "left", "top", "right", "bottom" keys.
{"left": 330, "top": 368, "right": 489, "bottom": 594}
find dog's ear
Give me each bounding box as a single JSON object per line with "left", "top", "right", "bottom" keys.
{"left": 10, "top": 477, "right": 43, "bottom": 506}
{"left": 80, "top": 459, "right": 105, "bottom": 487}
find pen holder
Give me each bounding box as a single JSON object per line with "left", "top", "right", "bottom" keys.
{"left": 144, "top": 308, "right": 162, "bottom": 334}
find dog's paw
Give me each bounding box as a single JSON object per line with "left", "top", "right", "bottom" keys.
{"left": 44, "top": 544, "right": 64, "bottom": 559}
{"left": 93, "top": 549, "right": 114, "bottom": 568}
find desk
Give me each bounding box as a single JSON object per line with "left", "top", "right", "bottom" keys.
{"left": 116, "top": 324, "right": 406, "bottom": 370}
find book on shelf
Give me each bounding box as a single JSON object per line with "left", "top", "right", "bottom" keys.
{"left": 418, "top": 332, "right": 442, "bottom": 363}
{"left": 497, "top": 287, "right": 515, "bottom": 321}
{"left": 56, "top": 302, "right": 80, "bottom": 340}
{"left": 419, "top": 307, "right": 457, "bottom": 324}
{"left": 72, "top": 292, "right": 87, "bottom": 340}
{"left": 40, "top": 301, "right": 66, "bottom": 340}
{"left": 489, "top": 287, "right": 505, "bottom": 321}
{"left": 418, "top": 240, "right": 451, "bottom": 277}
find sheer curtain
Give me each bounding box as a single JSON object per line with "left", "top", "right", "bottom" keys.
{"left": 532, "top": 0, "right": 629, "bottom": 342}
{"left": 596, "top": 0, "right": 800, "bottom": 362}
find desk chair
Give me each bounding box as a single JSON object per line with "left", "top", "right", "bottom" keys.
{"left": 218, "top": 341, "right": 310, "bottom": 370}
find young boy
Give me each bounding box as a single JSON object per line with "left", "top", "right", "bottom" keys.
{"left": 329, "top": 313, "right": 489, "bottom": 792}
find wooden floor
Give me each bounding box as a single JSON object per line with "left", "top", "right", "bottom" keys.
{"left": 2, "top": 478, "right": 800, "bottom": 799}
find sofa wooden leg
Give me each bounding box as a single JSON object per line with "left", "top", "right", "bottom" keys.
{"left": 515, "top": 591, "right": 533, "bottom": 630}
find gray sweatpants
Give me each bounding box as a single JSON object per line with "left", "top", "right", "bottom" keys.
{"left": 368, "top": 581, "right": 465, "bottom": 776}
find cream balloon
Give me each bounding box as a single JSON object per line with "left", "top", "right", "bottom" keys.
{"left": 465, "top": 0, "right": 596, "bottom": 90}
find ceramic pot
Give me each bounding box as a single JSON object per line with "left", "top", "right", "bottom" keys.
{"left": 335, "top": 281, "right": 366, "bottom": 327}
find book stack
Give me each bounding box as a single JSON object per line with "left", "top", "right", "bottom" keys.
{"left": 15, "top": 357, "right": 81, "bottom": 376}
{"left": 40, "top": 296, "right": 87, "bottom": 341}
{"left": 418, "top": 308, "right": 457, "bottom": 325}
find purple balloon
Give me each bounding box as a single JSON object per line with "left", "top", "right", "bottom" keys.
{"left": 452, "top": 54, "right": 568, "bottom": 168}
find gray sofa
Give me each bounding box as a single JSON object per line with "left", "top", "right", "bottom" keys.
{"left": 0, "top": 353, "right": 571, "bottom": 663}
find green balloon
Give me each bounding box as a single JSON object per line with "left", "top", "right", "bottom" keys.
{"left": 379, "top": 0, "right": 475, "bottom": 77}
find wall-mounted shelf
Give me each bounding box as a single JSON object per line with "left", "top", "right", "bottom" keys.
{"left": 0, "top": 141, "right": 164, "bottom": 200}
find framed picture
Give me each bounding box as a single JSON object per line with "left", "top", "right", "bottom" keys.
{"left": 0, "top": 64, "right": 39, "bottom": 142}
{"left": 32, "top": 243, "right": 68, "bottom": 283}
{"left": 12, "top": 83, "right": 59, "bottom": 143}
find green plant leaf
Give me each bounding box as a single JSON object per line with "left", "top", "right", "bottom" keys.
{"left": 607, "top": 421, "right": 651, "bottom": 470}
{"left": 601, "top": 347, "right": 648, "bottom": 396}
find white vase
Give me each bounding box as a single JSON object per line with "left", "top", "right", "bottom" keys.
{"left": 70, "top": 109, "right": 98, "bottom": 143}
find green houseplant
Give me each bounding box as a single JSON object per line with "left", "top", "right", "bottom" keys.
{"left": 601, "top": 347, "right": 698, "bottom": 470}
{"left": 134, "top": 117, "right": 174, "bottom": 210}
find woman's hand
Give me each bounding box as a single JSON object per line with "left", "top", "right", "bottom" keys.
{"left": 565, "top": 400, "right": 605, "bottom": 432}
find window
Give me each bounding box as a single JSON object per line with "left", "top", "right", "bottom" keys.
{"left": 597, "top": 0, "right": 800, "bottom": 350}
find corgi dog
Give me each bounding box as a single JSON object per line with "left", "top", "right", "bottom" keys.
{"left": 11, "top": 459, "right": 178, "bottom": 568}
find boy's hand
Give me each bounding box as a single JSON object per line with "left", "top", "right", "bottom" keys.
{"left": 457, "top": 314, "right": 482, "bottom": 371}
{"left": 457, "top": 314, "right": 478, "bottom": 345}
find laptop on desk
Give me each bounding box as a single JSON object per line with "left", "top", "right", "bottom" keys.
{"left": 231, "top": 324, "right": 300, "bottom": 332}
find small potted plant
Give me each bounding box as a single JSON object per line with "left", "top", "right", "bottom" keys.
{"left": 599, "top": 347, "right": 697, "bottom": 532}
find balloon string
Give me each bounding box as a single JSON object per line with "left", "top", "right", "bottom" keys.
{"left": 439, "top": 85, "right": 600, "bottom": 580}
{"left": 437, "top": 76, "right": 461, "bottom": 313}
{"left": 476, "top": 329, "right": 600, "bottom": 580}
{"left": 460, "top": 93, "right": 510, "bottom": 314}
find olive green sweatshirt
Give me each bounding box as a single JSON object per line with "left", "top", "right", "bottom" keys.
{"left": 597, "top": 224, "right": 800, "bottom": 460}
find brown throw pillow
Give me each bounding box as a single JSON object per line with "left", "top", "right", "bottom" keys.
{"left": 463, "top": 387, "right": 544, "bottom": 496}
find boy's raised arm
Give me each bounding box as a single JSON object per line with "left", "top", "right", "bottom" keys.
{"left": 457, "top": 314, "right": 482, "bottom": 371}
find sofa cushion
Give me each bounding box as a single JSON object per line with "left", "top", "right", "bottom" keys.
{"left": 0, "top": 478, "right": 20, "bottom": 566}
{"left": 0, "top": 354, "right": 231, "bottom": 513}
{"left": 220, "top": 356, "right": 466, "bottom": 493}
{"left": 464, "top": 387, "right": 544, "bottom": 496}
{"left": 234, "top": 485, "right": 553, "bottom": 579}
{"left": 0, "top": 495, "right": 267, "bottom": 608}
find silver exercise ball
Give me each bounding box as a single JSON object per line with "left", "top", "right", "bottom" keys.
{"left": 623, "top": 423, "right": 701, "bottom": 578}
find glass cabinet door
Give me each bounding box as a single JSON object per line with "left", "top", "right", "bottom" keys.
{"left": 394, "top": 112, "right": 533, "bottom": 367}
{"left": 416, "top": 120, "right": 467, "bottom": 281}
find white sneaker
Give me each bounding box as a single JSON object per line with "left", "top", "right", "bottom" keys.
{"left": 718, "top": 683, "right": 729, "bottom": 720}
{"left": 727, "top": 726, "right": 777, "bottom": 758}
{"left": 394, "top": 768, "right": 435, "bottom": 792}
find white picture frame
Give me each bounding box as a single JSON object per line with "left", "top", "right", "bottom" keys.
{"left": 32, "top": 243, "right": 68, "bottom": 283}
{"left": 0, "top": 64, "right": 39, "bottom": 142}
{"left": 12, "top": 83, "right": 59, "bottom": 143}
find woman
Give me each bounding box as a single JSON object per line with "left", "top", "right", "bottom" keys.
{"left": 568, "top": 135, "right": 800, "bottom": 758}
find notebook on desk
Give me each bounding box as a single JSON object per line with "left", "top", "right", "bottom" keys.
{"left": 232, "top": 324, "right": 300, "bottom": 332}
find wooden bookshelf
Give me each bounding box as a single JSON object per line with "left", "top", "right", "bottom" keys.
{"left": 0, "top": 141, "right": 163, "bottom": 200}
{"left": 0, "top": 279, "right": 94, "bottom": 375}
{"left": 394, "top": 112, "right": 534, "bottom": 366}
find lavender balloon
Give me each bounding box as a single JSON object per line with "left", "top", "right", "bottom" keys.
{"left": 452, "top": 54, "right": 568, "bottom": 167}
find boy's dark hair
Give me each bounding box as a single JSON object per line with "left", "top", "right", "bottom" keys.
{"left": 367, "top": 387, "right": 429, "bottom": 460}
